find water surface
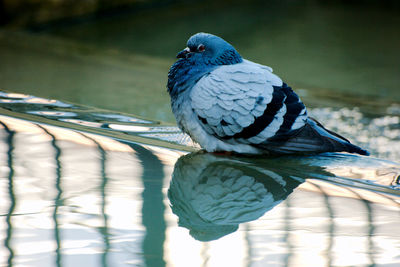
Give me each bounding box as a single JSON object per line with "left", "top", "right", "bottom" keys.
{"left": 0, "top": 93, "right": 399, "bottom": 267}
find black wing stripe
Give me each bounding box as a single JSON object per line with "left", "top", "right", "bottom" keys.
{"left": 225, "top": 86, "right": 286, "bottom": 139}
{"left": 199, "top": 83, "right": 302, "bottom": 141}
{"left": 275, "top": 83, "right": 306, "bottom": 135}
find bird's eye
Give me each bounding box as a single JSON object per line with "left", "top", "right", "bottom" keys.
{"left": 197, "top": 44, "right": 205, "bottom": 52}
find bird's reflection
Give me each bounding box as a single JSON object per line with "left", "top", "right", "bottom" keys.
{"left": 168, "top": 152, "right": 319, "bottom": 241}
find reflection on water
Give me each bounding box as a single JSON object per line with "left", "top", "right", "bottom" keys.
{"left": 169, "top": 153, "right": 305, "bottom": 241}
{"left": 0, "top": 115, "right": 165, "bottom": 266}
{"left": 168, "top": 151, "right": 400, "bottom": 242}
{"left": 0, "top": 107, "right": 399, "bottom": 266}
{"left": 1, "top": 121, "right": 15, "bottom": 267}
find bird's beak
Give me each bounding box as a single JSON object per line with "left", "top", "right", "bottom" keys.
{"left": 176, "top": 47, "right": 190, "bottom": 59}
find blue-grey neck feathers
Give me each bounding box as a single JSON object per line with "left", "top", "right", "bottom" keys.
{"left": 167, "top": 33, "right": 242, "bottom": 99}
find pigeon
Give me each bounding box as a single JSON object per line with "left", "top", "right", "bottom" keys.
{"left": 167, "top": 32, "right": 369, "bottom": 155}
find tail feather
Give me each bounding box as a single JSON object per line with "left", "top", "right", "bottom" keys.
{"left": 259, "top": 117, "right": 369, "bottom": 156}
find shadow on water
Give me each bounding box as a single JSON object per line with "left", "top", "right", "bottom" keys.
{"left": 0, "top": 92, "right": 399, "bottom": 266}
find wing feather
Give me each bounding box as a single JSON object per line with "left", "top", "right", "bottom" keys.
{"left": 190, "top": 60, "right": 307, "bottom": 147}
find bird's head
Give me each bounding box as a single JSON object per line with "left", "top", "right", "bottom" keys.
{"left": 176, "top": 33, "right": 242, "bottom": 65}
{"left": 167, "top": 33, "right": 242, "bottom": 97}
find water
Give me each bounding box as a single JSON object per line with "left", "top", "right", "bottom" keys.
{"left": 0, "top": 92, "right": 399, "bottom": 267}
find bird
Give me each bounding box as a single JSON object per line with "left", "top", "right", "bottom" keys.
{"left": 167, "top": 32, "right": 369, "bottom": 156}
